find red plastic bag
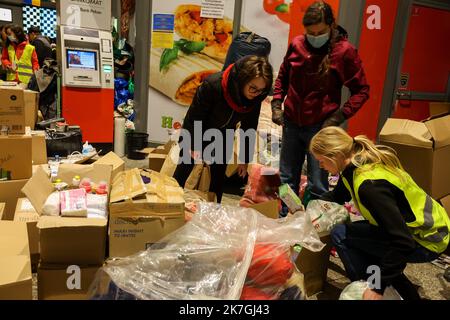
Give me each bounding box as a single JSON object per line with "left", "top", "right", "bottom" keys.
{"left": 246, "top": 243, "right": 294, "bottom": 287}
{"left": 240, "top": 285, "right": 278, "bottom": 300}
{"left": 240, "top": 164, "right": 281, "bottom": 207}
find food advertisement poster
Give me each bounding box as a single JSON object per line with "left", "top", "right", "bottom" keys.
{"left": 147, "top": 0, "right": 340, "bottom": 143}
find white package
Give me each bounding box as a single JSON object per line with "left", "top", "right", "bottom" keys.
{"left": 60, "top": 188, "right": 87, "bottom": 217}
{"left": 42, "top": 192, "right": 61, "bottom": 216}
{"left": 87, "top": 194, "right": 108, "bottom": 219}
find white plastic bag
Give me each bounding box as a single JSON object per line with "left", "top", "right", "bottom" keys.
{"left": 340, "top": 281, "right": 403, "bottom": 300}
{"left": 42, "top": 191, "right": 60, "bottom": 216}
{"left": 306, "top": 200, "right": 349, "bottom": 236}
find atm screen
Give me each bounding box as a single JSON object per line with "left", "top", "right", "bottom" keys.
{"left": 67, "top": 49, "right": 97, "bottom": 70}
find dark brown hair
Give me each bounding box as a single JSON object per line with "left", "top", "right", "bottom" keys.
{"left": 302, "top": 1, "right": 338, "bottom": 80}
{"left": 7, "top": 25, "right": 27, "bottom": 45}
{"left": 237, "top": 55, "right": 273, "bottom": 93}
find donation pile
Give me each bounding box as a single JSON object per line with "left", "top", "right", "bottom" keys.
{"left": 88, "top": 204, "right": 325, "bottom": 300}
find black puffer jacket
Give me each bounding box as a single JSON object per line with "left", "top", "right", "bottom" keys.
{"left": 182, "top": 57, "right": 270, "bottom": 160}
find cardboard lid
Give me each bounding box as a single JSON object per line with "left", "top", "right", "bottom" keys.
{"left": 0, "top": 255, "right": 32, "bottom": 287}
{"left": 0, "top": 221, "right": 30, "bottom": 257}
{"left": 110, "top": 169, "right": 147, "bottom": 204}
{"left": 423, "top": 114, "right": 450, "bottom": 149}
{"left": 379, "top": 118, "right": 433, "bottom": 148}
{"left": 37, "top": 216, "right": 107, "bottom": 230}
{"left": 95, "top": 152, "right": 125, "bottom": 170}
{"left": 21, "top": 166, "right": 54, "bottom": 216}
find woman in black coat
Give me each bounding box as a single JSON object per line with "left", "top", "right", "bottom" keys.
{"left": 174, "top": 55, "right": 273, "bottom": 202}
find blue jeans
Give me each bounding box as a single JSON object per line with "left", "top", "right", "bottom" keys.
{"left": 279, "top": 120, "right": 329, "bottom": 217}
{"left": 331, "top": 222, "right": 440, "bottom": 299}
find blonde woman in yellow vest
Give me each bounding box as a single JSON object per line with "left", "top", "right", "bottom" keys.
{"left": 1, "top": 25, "right": 39, "bottom": 84}
{"left": 310, "top": 126, "right": 449, "bottom": 300}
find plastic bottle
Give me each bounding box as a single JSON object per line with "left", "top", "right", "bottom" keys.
{"left": 80, "top": 178, "right": 92, "bottom": 193}
{"left": 49, "top": 155, "right": 60, "bottom": 182}
{"left": 72, "top": 175, "right": 81, "bottom": 188}
{"left": 96, "top": 181, "right": 108, "bottom": 195}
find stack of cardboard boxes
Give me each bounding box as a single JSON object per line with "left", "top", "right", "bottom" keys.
{"left": 21, "top": 161, "right": 118, "bottom": 300}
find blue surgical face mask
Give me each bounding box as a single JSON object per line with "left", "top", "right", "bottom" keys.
{"left": 306, "top": 32, "right": 330, "bottom": 49}
{"left": 8, "top": 35, "right": 17, "bottom": 43}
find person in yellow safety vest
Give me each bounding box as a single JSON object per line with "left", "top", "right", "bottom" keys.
{"left": 1, "top": 25, "right": 39, "bottom": 84}
{"left": 310, "top": 126, "right": 450, "bottom": 300}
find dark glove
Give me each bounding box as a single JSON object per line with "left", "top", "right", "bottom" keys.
{"left": 271, "top": 99, "right": 284, "bottom": 126}
{"left": 322, "top": 108, "right": 347, "bottom": 128}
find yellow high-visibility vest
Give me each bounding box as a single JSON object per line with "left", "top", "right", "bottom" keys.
{"left": 7, "top": 44, "right": 35, "bottom": 84}
{"left": 341, "top": 164, "right": 450, "bottom": 254}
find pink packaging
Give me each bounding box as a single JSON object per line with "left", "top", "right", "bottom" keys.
{"left": 60, "top": 188, "right": 88, "bottom": 217}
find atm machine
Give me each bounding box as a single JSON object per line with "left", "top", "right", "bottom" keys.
{"left": 58, "top": 26, "right": 114, "bottom": 144}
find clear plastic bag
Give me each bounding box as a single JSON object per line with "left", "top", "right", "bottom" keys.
{"left": 340, "top": 281, "right": 403, "bottom": 300}
{"left": 88, "top": 203, "right": 324, "bottom": 300}
{"left": 306, "top": 200, "right": 350, "bottom": 236}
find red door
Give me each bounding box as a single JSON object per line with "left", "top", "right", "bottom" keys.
{"left": 392, "top": 5, "right": 450, "bottom": 121}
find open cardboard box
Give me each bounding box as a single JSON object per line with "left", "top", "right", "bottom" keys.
{"left": 21, "top": 164, "right": 112, "bottom": 265}
{"left": 249, "top": 200, "right": 279, "bottom": 219}
{"left": 95, "top": 151, "right": 125, "bottom": 179}
{"left": 109, "top": 168, "right": 185, "bottom": 258}
{"left": 379, "top": 113, "right": 450, "bottom": 199}
{"left": 0, "top": 221, "right": 32, "bottom": 300}
{"left": 142, "top": 141, "right": 177, "bottom": 173}
{"left": 14, "top": 198, "right": 40, "bottom": 267}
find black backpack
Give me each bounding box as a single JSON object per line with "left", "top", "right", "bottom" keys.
{"left": 222, "top": 32, "right": 271, "bottom": 70}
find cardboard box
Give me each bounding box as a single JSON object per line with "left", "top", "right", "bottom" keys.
{"left": 24, "top": 90, "right": 38, "bottom": 130}
{"left": 109, "top": 169, "right": 185, "bottom": 258}
{"left": 249, "top": 200, "right": 279, "bottom": 219}
{"left": 95, "top": 152, "right": 125, "bottom": 180}
{"left": 440, "top": 195, "right": 450, "bottom": 218}
{"left": 37, "top": 216, "right": 107, "bottom": 265}
{"left": 0, "top": 221, "right": 32, "bottom": 300}
{"left": 0, "top": 179, "right": 28, "bottom": 221}
{"left": 379, "top": 114, "right": 450, "bottom": 199}
{"left": 0, "top": 86, "right": 26, "bottom": 134}
{"left": 38, "top": 264, "right": 100, "bottom": 300}
{"left": 22, "top": 164, "right": 112, "bottom": 264}
{"left": 14, "top": 198, "right": 40, "bottom": 266}
{"left": 31, "top": 131, "right": 47, "bottom": 165}
{"left": 429, "top": 102, "right": 450, "bottom": 117}
{"left": 143, "top": 141, "right": 176, "bottom": 173}
{"left": 0, "top": 203, "right": 4, "bottom": 220}
{"left": 0, "top": 134, "right": 32, "bottom": 180}
{"left": 295, "top": 235, "right": 332, "bottom": 297}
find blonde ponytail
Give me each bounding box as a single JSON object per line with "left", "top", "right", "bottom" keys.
{"left": 310, "top": 126, "right": 404, "bottom": 173}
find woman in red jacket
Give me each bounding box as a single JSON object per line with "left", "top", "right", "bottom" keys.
{"left": 1, "top": 25, "right": 39, "bottom": 84}
{"left": 271, "top": 1, "right": 369, "bottom": 216}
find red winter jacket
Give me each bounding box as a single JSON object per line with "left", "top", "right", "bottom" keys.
{"left": 273, "top": 32, "right": 369, "bottom": 126}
